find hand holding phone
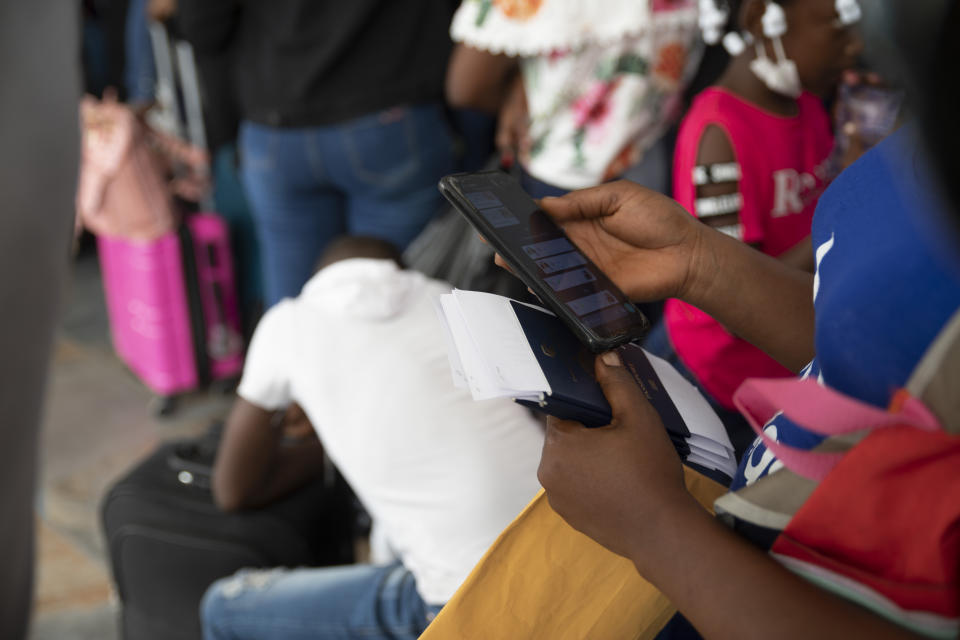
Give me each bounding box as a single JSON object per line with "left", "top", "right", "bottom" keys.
{"left": 439, "top": 171, "right": 650, "bottom": 352}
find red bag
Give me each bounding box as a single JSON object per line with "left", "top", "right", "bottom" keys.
{"left": 727, "top": 310, "right": 960, "bottom": 637}
{"left": 771, "top": 425, "right": 960, "bottom": 637}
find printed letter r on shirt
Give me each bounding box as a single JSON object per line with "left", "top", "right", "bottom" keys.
{"left": 771, "top": 169, "right": 804, "bottom": 217}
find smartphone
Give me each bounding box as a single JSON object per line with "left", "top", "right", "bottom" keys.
{"left": 439, "top": 170, "right": 650, "bottom": 352}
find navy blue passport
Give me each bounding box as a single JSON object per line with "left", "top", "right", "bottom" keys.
{"left": 510, "top": 301, "right": 692, "bottom": 445}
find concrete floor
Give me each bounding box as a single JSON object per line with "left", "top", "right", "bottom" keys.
{"left": 29, "top": 251, "right": 234, "bottom": 640}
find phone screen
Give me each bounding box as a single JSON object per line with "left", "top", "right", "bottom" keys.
{"left": 442, "top": 171, "right": 648, "bottom": 349}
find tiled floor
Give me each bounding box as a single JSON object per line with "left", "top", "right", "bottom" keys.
{"left": 29, "top": 251, "right": 233, "bottom": 639}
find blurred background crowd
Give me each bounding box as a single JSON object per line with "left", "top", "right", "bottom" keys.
{"left": 2, "top": 0, "right": 958, "bottom": 639}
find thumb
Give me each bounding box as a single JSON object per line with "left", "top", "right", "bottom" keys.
{"left": 594, "top": 351, "right": 652, "bottom": 427}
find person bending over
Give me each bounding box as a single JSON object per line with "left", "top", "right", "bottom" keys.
{"left": 178, "top": 1, "right": 457, "bottom": 306}
{"left": 202, "top": 236, "right": 544, "bottom": 640}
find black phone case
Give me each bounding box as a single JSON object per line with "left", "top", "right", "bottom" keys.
{"left": 438, "top": 172, "right": 648, "bottom": 352}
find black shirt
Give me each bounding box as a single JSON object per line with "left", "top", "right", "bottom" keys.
{"left": 179, "top": 0, "right": 457, "bottom": 127}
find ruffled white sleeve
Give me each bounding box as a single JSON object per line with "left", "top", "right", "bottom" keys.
{"left": 450, "top": 0, "right": 655, "bottom": 56}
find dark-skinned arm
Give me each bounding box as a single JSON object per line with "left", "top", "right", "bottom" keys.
{"left": 445, "top": 43, "right": 518, "bottom": 114}
{"left": 539, "top": 181, "right": 815, "bottom": 372}
{"left": 212, "top": 398, "right": 325, "bottom": 512}
{"left": 694, "top": 125, "right": 815, "bottom": 273}
{"left": 776, "top": 235, "right": 815, "bottom": 272}
{"left": 539, "top": 353, "right": 926, "bottom": 640}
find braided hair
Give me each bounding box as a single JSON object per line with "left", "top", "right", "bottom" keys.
{"left": 686, "top": 0, "right": 797, "bottom": 95}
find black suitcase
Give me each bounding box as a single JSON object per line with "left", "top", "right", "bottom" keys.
{"left": 101, "top": 427, "right": 356, "bottom": 640}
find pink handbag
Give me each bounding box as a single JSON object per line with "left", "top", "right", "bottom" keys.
{"left": 76, "top": 93, "right": 209, "bottom": 241}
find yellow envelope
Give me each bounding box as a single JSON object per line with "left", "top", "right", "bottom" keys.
{"left": 421, "top": 467, "right": 727, "bottom": 639}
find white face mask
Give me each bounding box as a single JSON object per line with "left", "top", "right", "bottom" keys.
{"left": 749, "top": 36, "right": 802, "bottom": 98}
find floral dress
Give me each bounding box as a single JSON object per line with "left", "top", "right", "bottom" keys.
{"left": 451, "top": 0, "right": 702, "bottom": 190}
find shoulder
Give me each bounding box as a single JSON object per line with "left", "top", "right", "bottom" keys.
{"left": 676, "top": 116, "right": 738, "bottom": 180}
{"left": 684, "top": 88, "right": 752, "bottom": 125}
{"left": 695, "top": 123, "right": 736, "bottom": 165}
{"left": 797, "top": 92, "right": 829, "bottom": 116}
{"left": 679, "top": 89, "right": 751, "bottom": 155}
{"left": 811, "top": 129, "right": 905, "bottom": 240}
{"left": 384, "top": 271, "right": 453, "bottom": 319}
{"left": 408, "top": 270, "right": 454, "bottom": 296}
{"left": 250, "top": 299, "right": 298, "bottom": 346}
{"left": 797, "top": 92, "right": 832, "bottom": 131}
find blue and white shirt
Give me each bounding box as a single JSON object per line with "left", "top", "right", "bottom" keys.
{"left": 731, "top": 127, "right": 960, "bottom": 492}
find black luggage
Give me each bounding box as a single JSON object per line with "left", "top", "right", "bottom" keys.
{"left": 101, "top": 428, "right": 356, "bottom": 640}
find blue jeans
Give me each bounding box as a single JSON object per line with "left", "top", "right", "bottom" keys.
{"left": 201, "top": 562, "right": 441, "bottom": 640}
{"left": 124, "top": 0, "right": 155, "bottom": 103}
{"left": 240, "top": 104, "right": 455, "bottom": 306}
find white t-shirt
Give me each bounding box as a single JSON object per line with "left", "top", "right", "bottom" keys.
{"left": 237, "top": 258, "right": 544, "bottom": 605}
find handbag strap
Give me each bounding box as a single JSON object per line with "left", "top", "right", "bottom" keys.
{"left": 733, "top": 377, "right": 941, "bottom": 481}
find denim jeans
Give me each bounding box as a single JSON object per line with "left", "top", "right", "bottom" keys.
{"left": 201, "top": 562, "right": 442, "bottom": 640}
{"left": 239, "top": 104, "right": 455, "bottom": 306}
{"left": 124, "top": 0, "right": 155, "bottom": 103}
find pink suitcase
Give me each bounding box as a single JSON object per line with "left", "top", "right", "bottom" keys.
{"left": 185, "top": 213, "right": 244, "bottom": 382}
{"left": 98, "top": 213, "right": 244, "bottom": 414}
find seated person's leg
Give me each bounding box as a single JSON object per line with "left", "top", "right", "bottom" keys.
{"left": 201, "top": 562, "right": 430, "bottom": 640}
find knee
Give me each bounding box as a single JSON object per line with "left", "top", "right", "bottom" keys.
{"left": 200, "top": 576, "right": 231, "bottom": 639}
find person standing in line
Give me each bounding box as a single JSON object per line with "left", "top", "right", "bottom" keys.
{"left": 445, "top": 0, "right": 702, "bottom": 199}
{"left": 178, "top": 0, "right": 459, "bottom": 307}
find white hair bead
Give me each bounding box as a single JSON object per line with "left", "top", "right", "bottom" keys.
{"left": 761, "top": 2, "right": 788, "bottom": 39}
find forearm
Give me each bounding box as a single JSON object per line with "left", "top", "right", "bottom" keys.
{"left": 445, "top": 44, "right": 518, "bottom": 113}
{"left": 776, "top": 236, "right": 815, "bottom": 273}
{"left": 686, "top": 228, "right": 815, "bottom": 372}
{"left": 633, "top": 497, "right": 921, "bottom": 640}
{"left": 237, "top": 440, "right": 325, "bottom": 510}
{"left": 213, "top": 399, "right": 324, "bottom": 511}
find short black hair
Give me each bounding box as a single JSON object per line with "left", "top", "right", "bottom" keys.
{"left": 315, "top": 236, "right": 405, "bottom": 273}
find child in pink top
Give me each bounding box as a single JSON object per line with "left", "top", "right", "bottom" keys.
{"left": 651, "top": 0, "right": 861, "bottom": 455}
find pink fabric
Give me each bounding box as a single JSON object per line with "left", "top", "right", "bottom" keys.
{"left": 732, "top": 378, "right": 941, "bottom": 481}
{"left": 665, "top": 88, "right": 833, "bottom": 408}
{"left": 98, "top": 232, "right": 198, "bottom": 395}
{"left": 76, "top": 95, "right": 210, "bottom": 242}
{"left": 77, "top": 96, "right": 177, "bottom": 241}
{"left": 97, "top": 213, "right": 244, "bottom": 396}
{"left": 187, "top": 214, "right": 245, "bottom": 380}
